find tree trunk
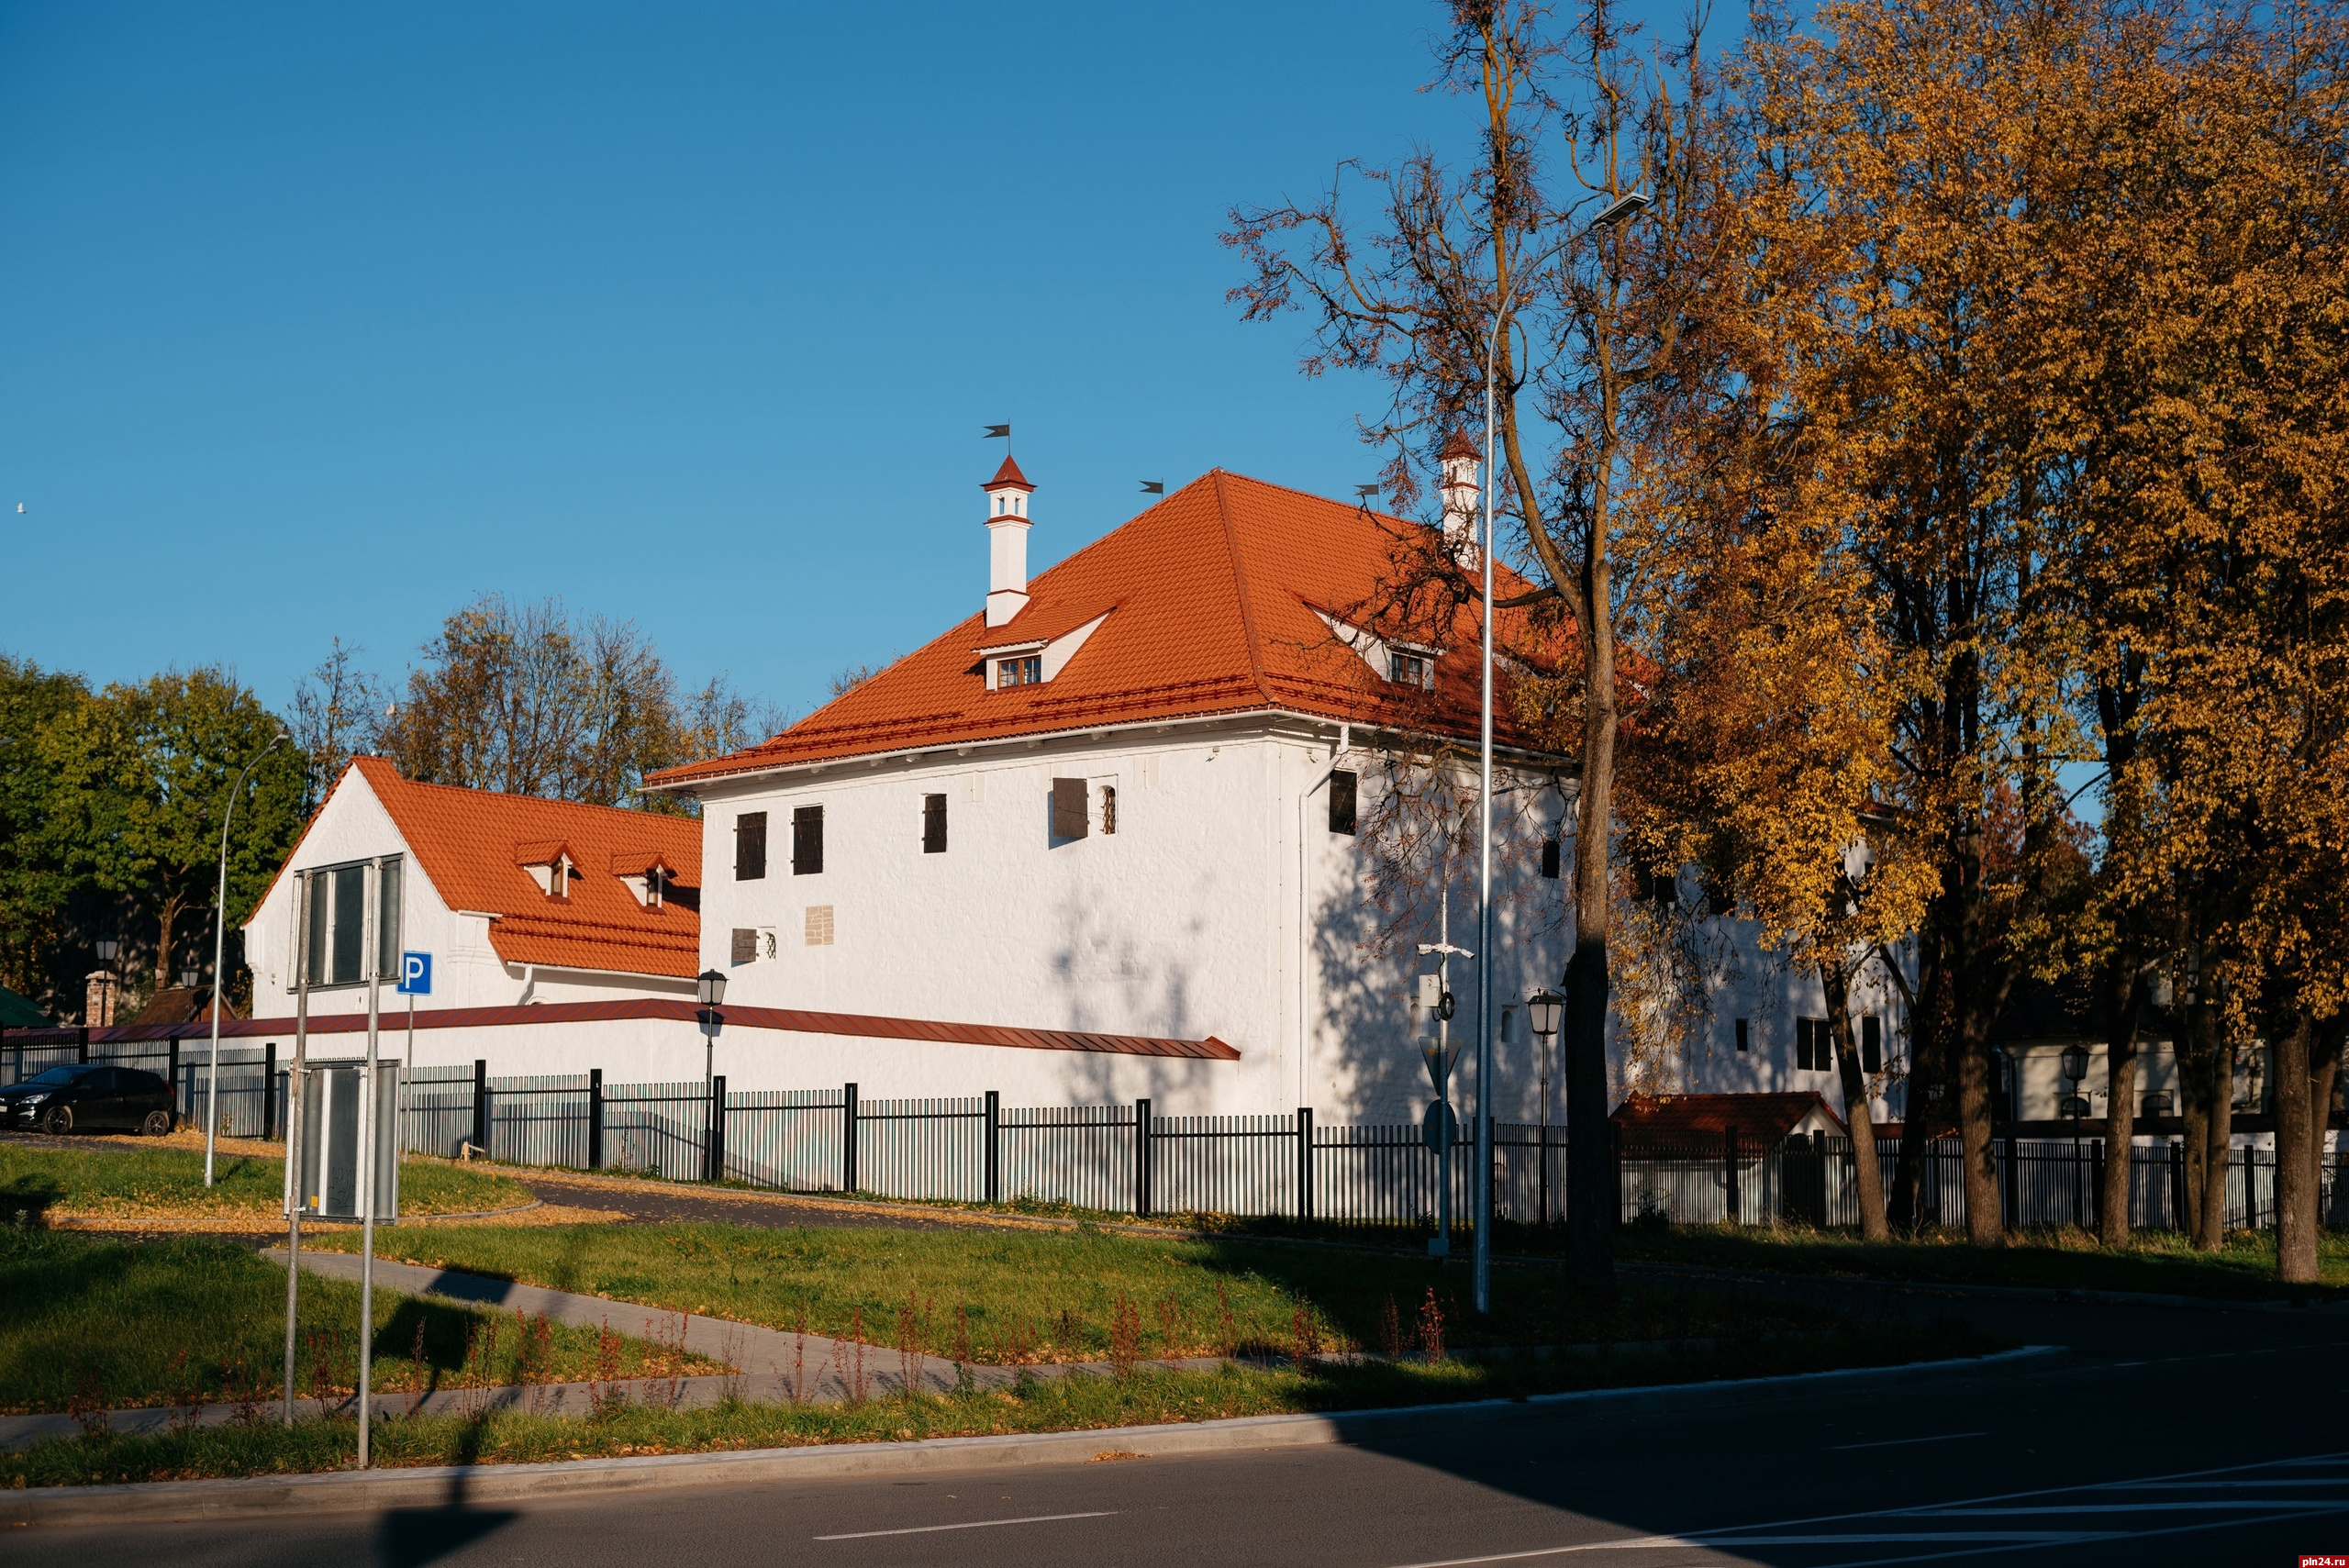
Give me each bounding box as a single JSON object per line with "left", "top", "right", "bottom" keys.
{"left": 154, "top": 890, "right": 185, "bottom": 995}
{"left": 1822, "top": 955, "right": 1889, "bottom": 1240}
{"left": 1564, "top": 938, "right": 1613, "bottom": 1282}
{"left": 2099, "top": 960, "right": 2146, "bottom": 1247}
{"left": 1889, "top": 935, "right": 1951, "bottom": 1233}
{"left": 2274, "top": 1015, "right": 2318, "bottom": 1284}
{"left": 1955, "top": 1006, "right": 2004, "bottom": 1246}
{"left": 2198, "top": 1018, "right": 2234, "bottom": 1251}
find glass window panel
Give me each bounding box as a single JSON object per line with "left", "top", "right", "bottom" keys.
{"left": 376, "top": 857, "right": 402, "bottom": 978}
{"left": 330, "top": 864, "right": 366, "bottom": 984}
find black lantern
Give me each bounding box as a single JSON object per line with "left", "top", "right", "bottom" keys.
{"left": 1527, "top": 988, "right": 1564, "bottom": 1040}
{"left": 95, "top": 937, "right": 118, "bottom": 963}
{"left": 696, "top": 969, "right": 727, "bottom": 1009}
{"left": 2059, "top": 1043, "right": 2089, "bottom": 1084}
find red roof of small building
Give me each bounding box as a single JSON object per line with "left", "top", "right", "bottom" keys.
{"left": 651, "top": 469, "right": 1568, "bottom": 785}
{"left": 1612, "top": 1091, "right": 1848, "bottom": 1143}
{"left": 1440, "top": 429, "right": 1479, "bottom": 461}
{"left": 984, "top": 454, "right": 1035, "bottom": 493}
{"left": 253, "top": 758, "right": 702, "bottom": 981}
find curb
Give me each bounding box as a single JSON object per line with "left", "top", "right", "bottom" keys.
{"left": 2, "top": 1345, "right": 2065, "bottom": 1527}
{"left": 1620, "top": 1262, "right": 2349, "bottom": 1317}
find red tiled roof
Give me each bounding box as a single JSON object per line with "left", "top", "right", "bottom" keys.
{"left": 1612, "top": 1091, "right": 1848, "bottom": 1143}
{"left": 651, "top": 469, "right": 1569, "bottom": 784}
{"left": 253, "top": 759, "right": 703, "bottom": 980}
{"left": 1440, "top": 429, "right": 1479, "bottom": 461}
{"left": 6, "top": 1001, "right": 1240, "bottom": 1062}
{"left": 984, "top": 454, "right": 1035, "bottom": 492}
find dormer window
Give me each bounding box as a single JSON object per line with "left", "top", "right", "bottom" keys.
{"left": 1388, "top": 651, "right": 1430, "bottom": 687}
{"left": 999, "top": 655, "right": 1042, "bottom": 687}
{"left": 516, "top": 841, "right": 576, "bottom": 899}
{"left": 614, "top": 856, "right": 674, "bottom": 908}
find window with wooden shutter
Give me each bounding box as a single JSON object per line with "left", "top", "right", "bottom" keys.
{"left": 730, "top": 928, "right": 757, "bottom": 964}
{"left": 791, "top": 806, "right": 823, "bottom": 874}
{"left": 1734, "top": 1018, "right": 1750, "bottom": 1054}
{"left": 1328, "top": 770, "right": 1357, "bottom": 835}
{"left": 1861, "top": 1015, "right": 1883, "bottom": 1074}
{"left": 1098, "top": 784, "right": 1116, "bottom": 835}
{"left": 1540, "top": 838, "right": 1561, "bottom": 878}
{"left": 922, "top": 794, "right": 947, "bottom": 853}
{"left": 1052, "top": 777, "right": 1088, "bottom": 840}
{"left": 735, "top": 813, "right": 767, "bottom": 881}
{"left": 1796, "top": 1018, "right": 1835, "bottom": 1071}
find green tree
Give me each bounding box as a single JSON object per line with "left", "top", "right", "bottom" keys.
{"left": 41, "top": 669, "right": 306, "bottom": 1002}
{"left": 0, "top": 655, "right": 93, "bottom": 1007}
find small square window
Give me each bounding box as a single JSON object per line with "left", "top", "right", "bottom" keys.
{"left": 1329, "top": 770, "right": 1358, "bottom": 835}
{"left": 1734, "top": 1018, "right": 1750, "bottom": 1053}
{"left": 1540, "top": 839, "right": 1561, "bottom": 878}
{"left": 998, "top": 656, "right": 1042, "bottom": 687}
{"left": 1387, "top": 651, "right": 1428, "bottom": 687}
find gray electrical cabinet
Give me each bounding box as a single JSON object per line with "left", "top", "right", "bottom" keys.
{"left": 292, "top": 1062, "right": 400, "bottom": 1222}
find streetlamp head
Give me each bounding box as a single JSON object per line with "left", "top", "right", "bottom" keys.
{"left": 1592, "top": 189, "right": 1653, "bottom": 228}
{"left": 95, "top": 937, "right": 118, "bottom": 962}
{"left": 179, "top": 967, "right": 200, "bottom": 990}
{"left": 1528, "top": 988, "right": 1564, "bottom": 1040}
{"left": 2059, "top": 1044, "right": 2089, "bottom": 1084}
{"left": 696, "top": 968, "right": 727, "bottom": 1009}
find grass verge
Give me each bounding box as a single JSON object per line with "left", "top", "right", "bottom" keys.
{"left": 308, "top": 1220, "right": 1816, "bottom": 1363}
{"left": 0, "top": 1229, "right": 717, "bottom": 1416}
{"left": 0, "top": 1141, "right": 531, "bottom": 1223}
{"left": 0, "top": 1319, "right": 1998, "bottom": 1487}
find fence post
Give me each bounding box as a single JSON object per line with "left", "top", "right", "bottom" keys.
{"left": 2170, "top": 1137, "right": 2187, "bottom": 1231}
{"left": 264, "top": 1041, "right": 279, "bottom": 1140}
{"left": 842, "top": 1083, "right": 859, "bottom": 1194}
{"left": 167, "top": 1036, "right": 182, "bottom": 1115}
{"left": 1724, "top": 1129, "right": 1741, "bottom": 1225}
{"left": 2002, "top": 1133, "right": 2020, "bottom": 1229}
{"left": 2093, "top": 1138, "right": 2108, "bottom": 1230}
{"left": 472, "top": 1059, "right": 488, "bottom": 1156}
{"left": 1297, "top": 1106, "right": 1314, "bottom": 1223}
{"left": 984, "top": 1090, "right": 1000, "bottom": 1204}
{"left": 1609, "top": 1118, "right": 1624, "bottom": 1231}
{"left": 588, "top": 1069, "right": 604, "bottom": 1171}
{"left": 1133, "top": 1098, "right": 1152, "bottom": 1218}
{"left": 77, "top": 1027, "right": 88, "bottom": 1064}
{"left": 707, "top": 1074, "right": 727, "bottom": 1183}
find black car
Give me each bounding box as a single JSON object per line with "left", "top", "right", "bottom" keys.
{"left": 1, "top": 1064, "right": 176, "bottom": 1136}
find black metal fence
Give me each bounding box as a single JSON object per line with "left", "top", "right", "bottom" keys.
{"left": 6, "top": 1036, "right": 2342, "bottom": 1230}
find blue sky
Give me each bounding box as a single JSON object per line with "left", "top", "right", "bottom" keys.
{"left": 0, "top": 1, "right": 1693, "bottom": 724}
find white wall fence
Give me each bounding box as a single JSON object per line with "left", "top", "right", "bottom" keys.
{"left": 7, "top": 1038, "right": 2343, "bottom": 1231}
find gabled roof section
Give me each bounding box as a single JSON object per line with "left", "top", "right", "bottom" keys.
{"left": 650, "top": 469, "right": 1569, "bottom": 785}
{"left": 337, "top": 758, "right": 701, "bottom": 979}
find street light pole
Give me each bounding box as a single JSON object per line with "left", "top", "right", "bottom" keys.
{"left": 205, "top": 731, "right": 287, "bottom": 1188}
{"left": 1474, "top": 188, "right": 1652, "bottom": 1314}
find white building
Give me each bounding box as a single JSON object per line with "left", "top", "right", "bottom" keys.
{"left": 643, "top": 456, "right": 1575, "bottom": 1119}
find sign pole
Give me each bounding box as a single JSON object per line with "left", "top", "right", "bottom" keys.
{"left": 358, "top": 859, "right": 381, "bottom": 1468}
{"left": 283, "top": 871, "right": 310, "bottom": 1429}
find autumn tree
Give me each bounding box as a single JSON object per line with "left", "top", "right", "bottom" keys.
{"left": 1229, "top": 0, "right": 1731, "bottom": 1281}
{"left": 0, "top": 656, "right": 93, "bottom": 1007}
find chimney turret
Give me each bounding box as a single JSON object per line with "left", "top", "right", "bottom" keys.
{"left": 982, "top": 455, "right": 1035, "bottom": 628}
{"left": 1440, "top": 430, "right": 1480, "bottom": 562}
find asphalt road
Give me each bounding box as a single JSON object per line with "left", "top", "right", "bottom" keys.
{"left": 16, "top": 1290, "right": 2348, "bottom": 1568}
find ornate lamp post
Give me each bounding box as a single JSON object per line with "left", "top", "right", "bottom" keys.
{"left": 696, "top": 968, "right": 727, "bottom": 1182}
{"left": 1528, "top": 988, "right": 1564, "bottom": 1225}
{"left": 2060, "top": 1043, "right": 2091, "bottom": 1228}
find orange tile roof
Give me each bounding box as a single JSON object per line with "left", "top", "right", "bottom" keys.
{"left": 330, "top": 758, "right": 702, "bottom": 979}
{"left": 651, "top": 469, "right": 1570, "bottom": 785}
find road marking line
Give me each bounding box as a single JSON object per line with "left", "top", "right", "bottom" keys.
{"left": 815, "top": 1510, "right": 1117, "bottom": 1541}
{"left": 1834, "top": 1432, "right": 1987, "bottom": 1451}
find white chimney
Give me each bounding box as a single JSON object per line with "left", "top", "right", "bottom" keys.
{"left": 983, "top": 455, "right": 1035, "bottom": 628}
{"left": 1440, "top": 430, "right": 1480, "bottom": 562}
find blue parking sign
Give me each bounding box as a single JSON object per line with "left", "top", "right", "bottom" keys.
{"left": 397, "top": 951, "right": 432, "bottom": 995}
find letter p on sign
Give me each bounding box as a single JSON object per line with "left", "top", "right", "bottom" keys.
{"left": 398, "top": 951, "right": 432, "bottom": 995}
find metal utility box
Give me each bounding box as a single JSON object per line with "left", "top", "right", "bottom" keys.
{"left": 292, "top": 1062, "right": 400, "bottom": 1221}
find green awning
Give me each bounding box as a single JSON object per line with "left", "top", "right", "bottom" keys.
{"left": 0, "top": 984, "right": 51, "bottom": 1028}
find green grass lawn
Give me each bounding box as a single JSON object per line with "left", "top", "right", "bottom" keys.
{"left": 0, "top": 1143, "right": 530, "bottom": 1222}
{"left": 1611, "top": 1220, "right": 2349, "bottom": 1300}
{"left": 309, "top": 1220, "right": 1814, "bottom": 1364}
{"left": 0, "top": 1318, "right": 1999, "bottom": 1487}
{"left": 0, "top": 1229, "right": 718, "bottom": 1416}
